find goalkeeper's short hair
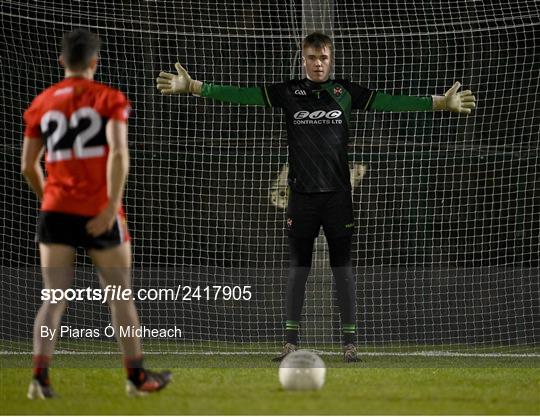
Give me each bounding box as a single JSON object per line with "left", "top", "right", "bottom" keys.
{"left": 302, "top": 32, "right": 333, "bottom": 53}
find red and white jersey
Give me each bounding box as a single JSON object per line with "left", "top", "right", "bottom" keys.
{"left": 23, "top": 77, "right": 131, "bottom": 217}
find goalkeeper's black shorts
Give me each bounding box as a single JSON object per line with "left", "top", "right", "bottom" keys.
{"left": 285, "top": 190, "right": 354, "bottom": 239}
{"left": 37, "top": 211, "right": 130, "bottom": 250}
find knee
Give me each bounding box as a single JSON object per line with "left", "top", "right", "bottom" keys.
{"left": 327, "top": 236, "right": 352, "bottom": 267}
{"left": 40, "top": 300, "right": 67, "bottom": 319}
{"left": 107, "top": 299, "right": 135, "bottom": 314}
{"left": 330, "top": 253, "right": 351, "bottom": 268}
{"left": 289, "top": 236, "right": 314, "bottom": 268}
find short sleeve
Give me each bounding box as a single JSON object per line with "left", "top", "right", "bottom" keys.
{"left": 107, "top": 89, "right": 132, "bottom": 121}
{"left": 261, "top": 83, "right": 288, "bottom": 108}
{"left": 23, "top": 98, "right": 42, "bottom": 138}
{"left": 341, "top": 80, "right": 375, "bottom": 110}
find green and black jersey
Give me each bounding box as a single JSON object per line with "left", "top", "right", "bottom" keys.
{"left": 201, "top": 78, "right": 432, "bottom": 193}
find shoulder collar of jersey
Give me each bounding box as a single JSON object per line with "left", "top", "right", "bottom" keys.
{"left": 301, "top": 78, "right": 334, "bottom": 90}
{"left": 62, "top": 76, "right": 93, "bottom": 84}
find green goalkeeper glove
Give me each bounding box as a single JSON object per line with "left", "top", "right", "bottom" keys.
{"left": 156, "top": 63, "right": 202, "bottom": 95}
{"left": 432, "top": 81, "right": 476, "bottom": 114}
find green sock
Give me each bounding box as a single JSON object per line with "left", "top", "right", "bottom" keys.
{"left": 285, "top": 320, "right": 299, "bottom": 344}
{"left": 342, "top": 323, "right": 356, "bottom": 345}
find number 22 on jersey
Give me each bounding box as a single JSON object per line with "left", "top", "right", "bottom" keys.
{"left": 40, "top": 107, "right": 105, "bottom": 162}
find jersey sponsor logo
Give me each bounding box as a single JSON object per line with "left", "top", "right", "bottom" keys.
{"left": 294, "top": 89, "right": 307, "bottom": 96}
{"left": 293, "top": 109, "right": 343, "bottom": 125}
{"left": 294, "top": 110, "right": 342, "bottom": 119}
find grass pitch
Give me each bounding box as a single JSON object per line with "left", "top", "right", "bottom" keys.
{"left": 1, "top": 354, "right": 538, "bottom": 415}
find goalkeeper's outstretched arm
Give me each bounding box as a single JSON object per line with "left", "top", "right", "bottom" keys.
{"left": 366, "top": 81, "right": 476, "bottom": 114}
{"left": 156, "top": 63, "right": 476, "bottom": 114}
{"left": 156, "top": 63, "right": 266, "bottom": 106}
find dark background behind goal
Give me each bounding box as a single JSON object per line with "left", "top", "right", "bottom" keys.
{"left": 1, "top": 0, "right": 538, "bottom": 349}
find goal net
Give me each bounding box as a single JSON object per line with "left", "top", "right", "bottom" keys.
{"left": 1, "top": 0, "right": 538, "bottom": 356}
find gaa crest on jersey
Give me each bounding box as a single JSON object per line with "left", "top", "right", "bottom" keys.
{"left": 333, "top": 86, "right": 343, "bottom": 97}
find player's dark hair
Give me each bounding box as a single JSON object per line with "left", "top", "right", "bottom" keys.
{"left": 302, "top": 32, "right": 333, "bottom": 53}
{"left": 61, "top": 29, "right": 100, "bottom": 70}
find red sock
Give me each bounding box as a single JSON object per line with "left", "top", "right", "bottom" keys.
{"left": 124, "top": 355, "right": 145, "bottom": 385}
{"left": 32, "top": 355, "right": 51, "bottom": 385}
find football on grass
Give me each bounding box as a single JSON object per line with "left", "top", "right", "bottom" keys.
{"left": 278, "top": 350, "right": 326, "bottom": 391}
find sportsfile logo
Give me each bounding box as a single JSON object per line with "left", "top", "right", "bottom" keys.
{"left": 292, "top": 110, "right": 343, "bottom": 125}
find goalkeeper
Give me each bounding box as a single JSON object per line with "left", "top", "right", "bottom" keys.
{"left": 156, "top": 32, "right": 476, "bottom": 362}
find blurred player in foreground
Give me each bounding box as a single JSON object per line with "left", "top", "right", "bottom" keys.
{"left": 22, "top": 29, "right": 171, "bottom": 398}
{"left": 156, "top": 32, "right": 475, "bottom": 362}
